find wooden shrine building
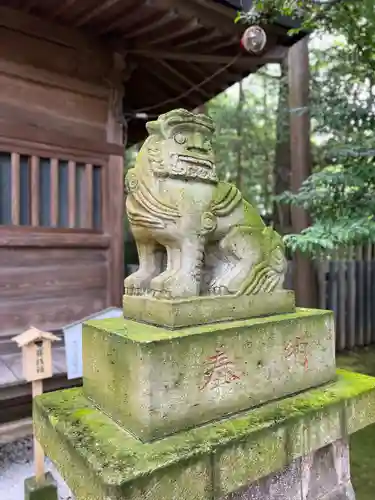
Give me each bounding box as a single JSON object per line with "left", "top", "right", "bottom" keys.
{"left": 0, "top": 0, "right": 306, "bottom": 397}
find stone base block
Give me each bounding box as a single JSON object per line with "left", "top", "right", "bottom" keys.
{"left": 24, "top": 473, "right": 58, "bottom": 500}
{"left": 225, "top": 439, "right": 355, "bottom": 500}
{"left": 123, "top": 290, "right": 296, "bottom": 328}
{"left": 34, "top": 370, "right": 375, "bottom": 500}
{"left": 83, "top": 308, "right": 335, "bottom": 441}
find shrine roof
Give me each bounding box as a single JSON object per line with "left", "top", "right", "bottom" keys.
{"left": 1, "top": 0, "right": 307, "bottom": 145}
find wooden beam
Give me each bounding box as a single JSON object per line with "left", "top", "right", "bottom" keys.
{"left": 129, "top": 46, "right": 288, "bottom": 66}
{"left": 139, "top": 59, "right": 201, "bottom": 106}
{"left": 30, "top": 156, "right": 40, "bottom": 227}
{"left": 184, "top": 63, "right": 223, "bottom": 95}
{"left": 151, "top": 0, "right": 244, "bottom": 37}
{"left": 155, "top": 58, "right": 211, "bottom": 99}
{"left": 23, "top": 1, "right": 41, "bottom": 14}
{"left": 84, "top": 163, "right": 94, "bottom": 229}
{"left": 96, "top": 1, "right": 153, "bottom": 36}
{"left": 68, "top": 161, "right": 76, "bottom": 229}
{"left": 73, "top": 0, "right": 124, "bottom": 28}
{"left": 175, "top": 29, "right": 224, "bottom": 50}
{"left": 11, "top": 153, "right": 20, "bottom": 225}
{"left": 124, "top": 10, "right": 178, "bottom": 39}
{"left": 189, "top": 0, "right": 288, "bottom": 36}
{"left": 0, "top": 120, "right": 123, "bottom": 158}
{"left": 288, "top": 37, "right": 317, "bottom": 308}
{"left": 209, "top": 37, "right": 240, "bottom": 53}
{"left": 50, "top": 158, "right": 59, "bottom": 227}
{"left": 146, "top": 18, "right": 201, "bottom": 46}
{"left": 49, "top": 0, "right": 81, "bottom": 20}
{"left": 105, "top": 53, "right": 125, "bottom": 307}
{"left": 0, "top": 419, "right": 32, "bottom": 445}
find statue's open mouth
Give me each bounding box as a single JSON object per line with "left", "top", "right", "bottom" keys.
{"left": 176, "top": 154, "right": 214, "bottom": 170}
{"left": 167, "top": 153, "right": 218, "bottom": 183}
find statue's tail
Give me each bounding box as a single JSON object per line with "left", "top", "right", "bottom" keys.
{"left": 237, "top": 228, "right": 287, "bottom": 295}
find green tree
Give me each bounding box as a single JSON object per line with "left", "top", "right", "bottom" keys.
{"left": 239, "top": 1, "right": 375, "bottom": 254}
{"left": 208, "top": 69, "right": 280, "bottom": 217}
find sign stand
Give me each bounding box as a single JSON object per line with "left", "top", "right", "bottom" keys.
{"left": 32, "top": 379, "right": 44, "bottom": 482}
{"left": 12, "top": 326, "right": 60, "bottom": 499}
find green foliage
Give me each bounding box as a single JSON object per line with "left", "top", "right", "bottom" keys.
{"left": 238, "top": 0, "right": 375, "bottom": 255}
{"left": 279, "top": 158, "right": 375, "bottom": 255}
{"left": 207, "top": 71, "right": 280, "bottom": 216}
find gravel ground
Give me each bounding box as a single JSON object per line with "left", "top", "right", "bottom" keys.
{"left": 0, "top": 437, "right": 74, "bottom": 500}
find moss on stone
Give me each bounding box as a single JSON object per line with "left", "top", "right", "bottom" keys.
{"left": 87, "top": 307, "right": 332, "bottom": 344}
{"left": 122, "top": 290, "right": 296, "bottom": 328}
{"left": 24, "top": 473, "right": 58, "bottom": 500}
{"left": 34, "top": 370, "right": 375, "bottom": 492}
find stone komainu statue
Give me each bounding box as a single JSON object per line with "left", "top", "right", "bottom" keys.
{"left": 124, "top": 108, "right": 287, "bottom": 299}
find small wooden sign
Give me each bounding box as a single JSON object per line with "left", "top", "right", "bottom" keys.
{"left": 13, "top": 327, "right": 59, "bottom": 382}
{"left": 12, "top": 326, "right": 59, "bottom": 482}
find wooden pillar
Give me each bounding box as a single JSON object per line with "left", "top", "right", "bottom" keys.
{"left": 273, "top": 56, "right": 292, "bottom": 236}
{"left": 106, "top": 53, "right": 125, "bottom": 307}
{"left": 288, "top": 37, "right": 318, "bottom": 307}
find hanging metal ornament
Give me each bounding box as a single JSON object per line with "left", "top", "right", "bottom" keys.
{"left": 240, "top": 25, "right": 267, "bottom": 54}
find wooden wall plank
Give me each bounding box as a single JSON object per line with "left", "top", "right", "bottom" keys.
{"left": 0, "top": 227, "right": 110, "bottom": 248}
{"left": 0, "top": 248, "right": 106, "bottom": 267}
{"left": 0, "top": 59, "right": 109, "bottom": 99}
{"left": 11, "top": 152, "right": 20, "bottom": 225}
{"left": 0, "top": 102, "right": 105, "bottom": 149}
{"left": 0, "top": 291, "right": 107, "bottom": 337}
{"left": 30, "top": 155, "right": 40, "bottom": 226}
{"left": 0, "top": 263, "right": 107, "bottom": 299}
{"left": 68, "top": 160, "right": 76, "bottom": 228}
{"left": 50, "top": 158, "right": 59, "bottom": 227}
{"left": 0, "top": 73, "right": 108, "bottom": 127}
{"left": 0, "top": 22, "right": 112, "bottom": 84}
{"left": 0, "top": 120, "right": 122, "bottom": 159}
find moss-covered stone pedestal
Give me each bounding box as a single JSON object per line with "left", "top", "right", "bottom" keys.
{"left": 83, "top": 309, "right": 335, "bottom": 440}
{"left": 34, "top": 370, "right": 375, "bottom": 499}
{"left": 33, "top": 304, "right": 375, "bottom": 500}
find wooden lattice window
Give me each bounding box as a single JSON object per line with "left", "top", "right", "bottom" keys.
{"left": 0, "top": 152, "right": 103, "bottom": 229}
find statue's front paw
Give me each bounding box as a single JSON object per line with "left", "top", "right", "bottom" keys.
{"left": 124, "top": 272, "right": 150, "bottom": 296}
{"left": 150, "top": 270, "right": 176, "bottom": 299}
{"left": 162, "top": 270, "right": 200, "bottom": 299}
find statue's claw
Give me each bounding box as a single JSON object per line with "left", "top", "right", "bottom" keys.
{"left": 208, "top": 286, "right": 228, "bottom": 296}
{"left": 124, "top": 286, "right": 148, "bottom": 296}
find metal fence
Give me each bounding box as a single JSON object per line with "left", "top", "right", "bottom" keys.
{"left": 316, "top": 245, "right": 375, "bottom": 351}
